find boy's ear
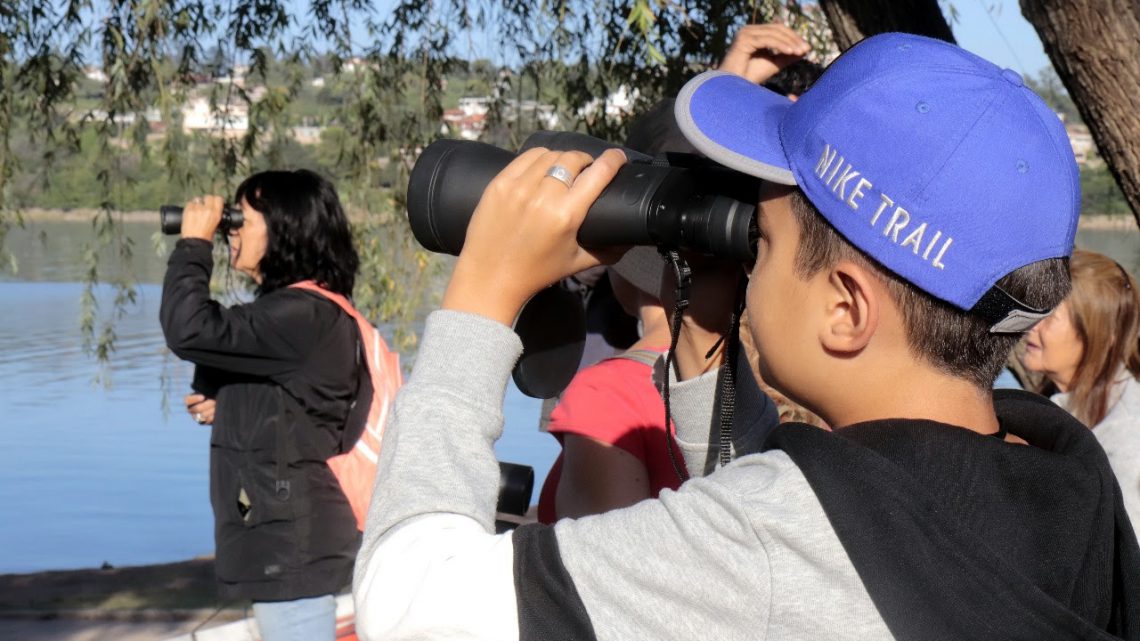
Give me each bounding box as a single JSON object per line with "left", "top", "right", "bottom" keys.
{"left": 819, "top": 259, "right": 879, "bottom": 355}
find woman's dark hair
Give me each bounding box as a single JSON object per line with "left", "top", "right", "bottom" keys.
{"left": 234, "top": 169, "right": 359, "bottom": 297}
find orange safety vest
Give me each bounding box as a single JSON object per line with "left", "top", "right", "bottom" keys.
{"left": 290, "top": 281, "right": 402, "bottom": 531}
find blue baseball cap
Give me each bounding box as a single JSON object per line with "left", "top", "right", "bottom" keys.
{"left": 675, "top": 32, "right": 1080, "bottom": 332}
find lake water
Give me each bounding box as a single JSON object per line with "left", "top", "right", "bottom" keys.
{"left": 0, "top": 218, "right": 1137, "bottom": 574}
{"left": 0, "top": 220, "right": 555, "bottom": 574}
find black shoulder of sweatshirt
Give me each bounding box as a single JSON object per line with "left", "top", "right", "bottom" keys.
{"left": 764, "top": 388, "right": 1140, "bottom": 641}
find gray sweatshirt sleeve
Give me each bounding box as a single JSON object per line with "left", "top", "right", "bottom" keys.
{"left": 361, "top": 310, "right": 518, "bottom": 537}
{"left": 354, "top": 310, "right": 524, "bottom": 640}
{"left": 658, "top": 359, "right": 780, "bottom": 476}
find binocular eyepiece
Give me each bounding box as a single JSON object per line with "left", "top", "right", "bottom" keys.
{"left": 407, "top": 131, "right": 761, "bottom": 262}
{"left": 160, "top": 205, "right": 244, "bottom": 235}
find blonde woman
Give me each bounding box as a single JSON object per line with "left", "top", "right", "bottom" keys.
{"left": 1024, "top": 248, "right": 1140, "bottom": 529}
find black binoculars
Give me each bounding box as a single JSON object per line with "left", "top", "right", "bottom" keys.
{"left": 406, "top": 131, "right": 763, "bottom": 399}
{"left": 407, "top": 131, "right": 761, "bottom": 262}
{"left": 497, "top": 461, "right": 535, "bottom": 518}
{"left": 160, "top": 204, "right": 244, "bottom": 235}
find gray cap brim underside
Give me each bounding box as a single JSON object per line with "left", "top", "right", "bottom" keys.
{"left": 674, "top": 71, "right": 798, "bottom": 187}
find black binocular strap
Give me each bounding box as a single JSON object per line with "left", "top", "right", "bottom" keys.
{"left": 659, "top": 250, "right": 748, "bottom": 481}
{"left": 660, "top": 249, "right": 692, "bottom": 484}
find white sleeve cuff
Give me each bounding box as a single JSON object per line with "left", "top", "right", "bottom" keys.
{"left": 355, "top": 514, "right": 519, "bottom": 641}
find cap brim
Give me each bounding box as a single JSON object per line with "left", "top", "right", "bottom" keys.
{"left": 675, "top": 71, "right": 797, "bottom": 185}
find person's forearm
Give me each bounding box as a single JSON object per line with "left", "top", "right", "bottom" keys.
{"left": 160, "top": 239, "right": 217, "bottom": 352}
{"left": 354, "top": 310, "right": 524, "bottom": 639}
{"left": 360, "top": 310, "right": 520, "bottom": 538}
{"left": 159, "top": 244, "right": 301, "bottom": 375}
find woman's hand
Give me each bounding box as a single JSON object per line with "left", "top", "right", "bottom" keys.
{"left": 185, "top": 393, "right": 216, "bottom": 425}
{"left": 719, "top": 23, "right": 810, "bottom": 85}
{"left": 181, "top": 195, "right": 226, "bottom": 241}
{"left": 442, "top": 147, "right": 627, "bottom": 326}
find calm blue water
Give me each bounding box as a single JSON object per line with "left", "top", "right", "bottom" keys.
{"left": 0, "top": 222, "right": 557, "bottom": 573}
{"left": 1, "top": 219, "right": 1137, "bottom": 573}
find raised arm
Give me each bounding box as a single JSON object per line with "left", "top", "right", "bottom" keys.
{"left": 159, "top": 196, "right": 307, "bottom": 378}
{"left": 718, "top": 23, "right": 810, "bottom": 85}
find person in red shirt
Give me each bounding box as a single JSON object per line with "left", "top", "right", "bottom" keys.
{"left": 537, "top": 247, "right": 682, "bottom": 522}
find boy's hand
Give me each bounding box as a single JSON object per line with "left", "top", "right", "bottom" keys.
{"left": 181, "top": 195, "right": 225, "bottom": 241}
{"left": 719, "top": 23, "right": 810, "bottom": 85}
{"left": 443, "top": 147, "right": 627, "bottom": 326}
{"left": 184, "top": 393, "right": 216, "bottom": 425}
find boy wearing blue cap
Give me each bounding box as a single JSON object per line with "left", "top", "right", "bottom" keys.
{"left": 354, "top": 33, "right": 1140, "bottom": 641}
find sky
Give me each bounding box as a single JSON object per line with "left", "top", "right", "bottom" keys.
{"left": 285, "top": 0, "right": 1056, "bottom": 78}
{"left": 465, "top": 0, "right": 1056, "bottom": 77}
{"left": 446, "top": 0, "right": 1056, "bottom": 79}
{"left": 945, "top": 0, "right": 1052, "bottom": 76}
{"left": 72, "top": 0, "right": 1057, "bottom": 85}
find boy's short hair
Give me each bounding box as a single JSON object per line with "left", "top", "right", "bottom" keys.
{"left": 789, "top": 188, "right": 1070, "bottom": 387}
{"left": 675, "top": 33, "right": 1082, "bottom": 364}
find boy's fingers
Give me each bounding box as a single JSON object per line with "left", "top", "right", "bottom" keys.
{"left": 498, "top": 147, "right": 550, "bottom": 181}
{"left": 564, "top": 149, "right": 626, "bottom": 221}
{"left": 523, "top": 149, "right": 596, "bottom": 191}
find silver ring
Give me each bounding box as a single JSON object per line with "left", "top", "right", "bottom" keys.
{"left": 194, "top": 413, "right": 205, "bottom": 424}
{"left": 544, "top": 165, "right": 574, "bottom": 188}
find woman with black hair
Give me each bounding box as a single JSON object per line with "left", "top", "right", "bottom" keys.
{"left": 160, "top": 169, "right": 363, "bottom": 641}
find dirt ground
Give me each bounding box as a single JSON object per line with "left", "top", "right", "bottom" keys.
{"left": 0, "top": 558, "right": 239, "bottom": 613}
{"left": 0, "top": 558, "right": 247, "bottom": 641}
{"left": 0, "top": 616, "right": 221, "bottom": 641}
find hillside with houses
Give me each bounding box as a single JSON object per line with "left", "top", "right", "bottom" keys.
{"left": 5, "top": 57, "right": 1125, "bottom": 216}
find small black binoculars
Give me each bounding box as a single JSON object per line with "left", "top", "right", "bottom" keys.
{"left": 160, "top": 204, "right": 244, "bottom": 235}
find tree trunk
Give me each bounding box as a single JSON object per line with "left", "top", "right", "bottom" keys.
{"left": 1020, "top": 0, "right": 1140, "bottom": 228}
{"left": 817, "top": 0, "right": 956, "bottom": 50}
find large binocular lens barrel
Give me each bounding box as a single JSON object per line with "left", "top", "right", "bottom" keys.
{"left": 160, "top": 205, "right": 244, "bottom": 235}
{"left": 407, "top": 135, "right": 758, "bottom": 262}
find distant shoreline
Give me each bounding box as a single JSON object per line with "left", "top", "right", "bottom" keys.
{"left": 11, "top": 208, "right": 1140, "bottom": 231}
{"left": 1077, "top": 214, "right": 1139, "bottom": 230}
{"left": 15, "top": 208, "right": 160, "bottom": 223}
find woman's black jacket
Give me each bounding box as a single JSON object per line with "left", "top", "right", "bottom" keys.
{"left": 160, "top": 238, "right": 362, "bottom": 602}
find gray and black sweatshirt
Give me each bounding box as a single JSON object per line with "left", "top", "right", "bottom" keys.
{"left": 353, "top": 311, "right": 1140, "bottom": 641}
